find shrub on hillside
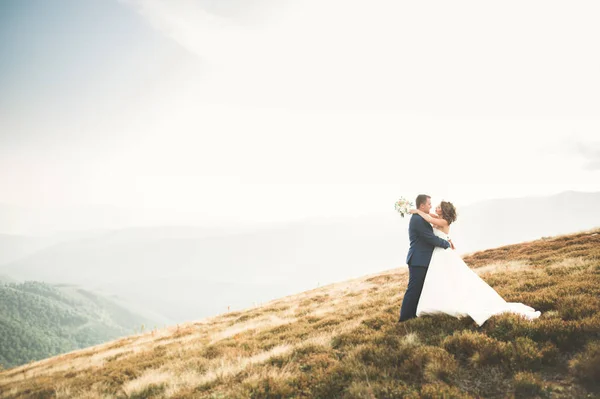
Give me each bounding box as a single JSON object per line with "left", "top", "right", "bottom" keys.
{"left": 420, "top": 382, "right": 472, "bottom": 399}
{"left": 307, "top": 359, "right": 357, "bottom": 398}
{"left": 569, "top": 340, "right": 600, "bottom": 391}
{"left": 201, "top": 345, "right": 223, "bottom": 359}
{"left": 557, "top": 294, "right": 600, "bottom": 321}
{"left": 395, "top": 314, "right": 474, "bottom": 347}
{"left": 367, "top": 381, "right": 420, "bottom": 399}
{"left": 399, "top": 346, "right": 458, "bottom": 384}
{"left": 506, "top": 337, "right": 544, "bottom": 370}
{"left": 453, "top": 365, "right": 510, "bottom": 398}
{"left": 356, "top": 341, "right": 414, "bottom": 369}
{"left": 517, "top": 291, "right": 558, "bottom": 312}
{"left": 485, "top": 313, "right": 598, "bottom": 352}
{"left": 243, "top": 376, "right": 295, "bottom": 398}
{"left": 513, "top": 372, "right": 547, "bottom": 398}
{"left": 129, "top": 383, "right": 166, "bottom": 399}
{"left": 529, "top": 318, "right": 592, "bottom": 351}
{"left": 330, "top": 324, "right": 373, "bottom": 350}
{"left": 482, "top": 313, "right": 533, "bottom": 342}
{"left": 442, "top": 331, "right": 507, "bottom": 368}
{"left": 361, "top": 314, "right": 391, "bottom": 331}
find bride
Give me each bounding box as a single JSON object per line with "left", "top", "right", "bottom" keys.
{"left": 410, "top": 202, "right": 541, "bottom": 326}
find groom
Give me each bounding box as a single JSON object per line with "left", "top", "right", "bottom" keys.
{"left": 399, "top": 194, "right": 451, "bottom": 322}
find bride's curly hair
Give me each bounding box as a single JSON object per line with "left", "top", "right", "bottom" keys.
{"left": 440, "top": 201, "right": 458, "bottom": 225}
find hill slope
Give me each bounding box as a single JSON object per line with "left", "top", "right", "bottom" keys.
{"left": 0, "top": 282, "right": 160, "bottom": 369}
{"left": 0, "top": 229, "right": 599, "bottom": 398}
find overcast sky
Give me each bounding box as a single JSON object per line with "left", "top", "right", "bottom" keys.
{"left": 1, "top": 0, "right": 599, "bottom": 228}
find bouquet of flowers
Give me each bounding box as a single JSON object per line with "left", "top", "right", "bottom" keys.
{"left": 394, "top": 197, "right": 414, "bottom": 218}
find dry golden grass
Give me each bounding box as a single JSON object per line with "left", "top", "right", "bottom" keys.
{"left": 1, "top": 228, "right": 599, "bottom": 398}
{"left": 462, "top": 228, "right": 600, "bottom": 268}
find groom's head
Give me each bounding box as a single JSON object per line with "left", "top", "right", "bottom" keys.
{"left": 416, "top": 194, "right": 432, "bottom": 213}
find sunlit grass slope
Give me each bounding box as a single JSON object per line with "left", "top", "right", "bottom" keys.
{"left": 1, "top": 229, "right": 599, "bottom": 398}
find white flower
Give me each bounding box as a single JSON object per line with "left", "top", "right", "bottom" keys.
{"left": 394, "top": 196, "right": 414, "bottom": 218}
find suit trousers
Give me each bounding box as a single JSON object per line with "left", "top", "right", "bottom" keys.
{"left": 399, "top": 265, "right": 428, "bottom": 322}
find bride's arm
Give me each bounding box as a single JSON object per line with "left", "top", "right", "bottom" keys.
{"left": 410, "top": 209, "right": 448, "bottom": 228}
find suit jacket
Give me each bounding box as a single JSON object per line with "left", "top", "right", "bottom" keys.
{"left": 406, "top": 214, "right": 450, "bottom": 267}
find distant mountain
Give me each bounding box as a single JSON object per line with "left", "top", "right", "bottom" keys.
{"left": 0, "top": 225, "right": 255, "bottom": 267}
{"left": 0, "top": 202, "right": 255, "bottom": 236}
{"left": 450, "top": 191, "right": 600, "bottom": 254}
{"left": 0, "top": 202, "right": 153, "bottom": 236}
{"left": 0, "top": 281, "right": 161, "bottom": 369}
{"left": 1, "top": 191, "right": 599, "bottom": 323}
{"left": 0, "top": 274, "right": 16, "bottom": 284}
{"left": 0, "top": 234, "right": 63, "bottom": 268}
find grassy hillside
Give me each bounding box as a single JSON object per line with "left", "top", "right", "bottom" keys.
{"left": 0, "top": 229, "right": 599, "bottom": 398}
{"left": 0, "top": 282, "right": 159, "bottom": 369}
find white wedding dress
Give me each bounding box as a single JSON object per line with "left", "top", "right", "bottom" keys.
{"left": 416, "top": 227, "right": 541, "bottom": 326}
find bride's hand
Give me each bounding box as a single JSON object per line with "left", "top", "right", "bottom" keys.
{"left": 409, "top": 209, "right": 418, "bottom": 214}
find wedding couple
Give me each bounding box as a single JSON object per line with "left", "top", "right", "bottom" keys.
{"left": 399, "top": 194, "right": 541, "bottom": 326}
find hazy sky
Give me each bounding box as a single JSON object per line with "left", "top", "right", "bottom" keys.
{"left": 1, "top": 0, "right": 600, "bottom": 227}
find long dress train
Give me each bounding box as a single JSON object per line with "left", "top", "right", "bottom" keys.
{"left": 416, "top": 228, "right": 541, "bottom": 326}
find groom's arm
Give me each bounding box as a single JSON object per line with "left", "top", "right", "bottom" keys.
{"left": 416, "top": 216, "right": 451, "bottom": 249}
